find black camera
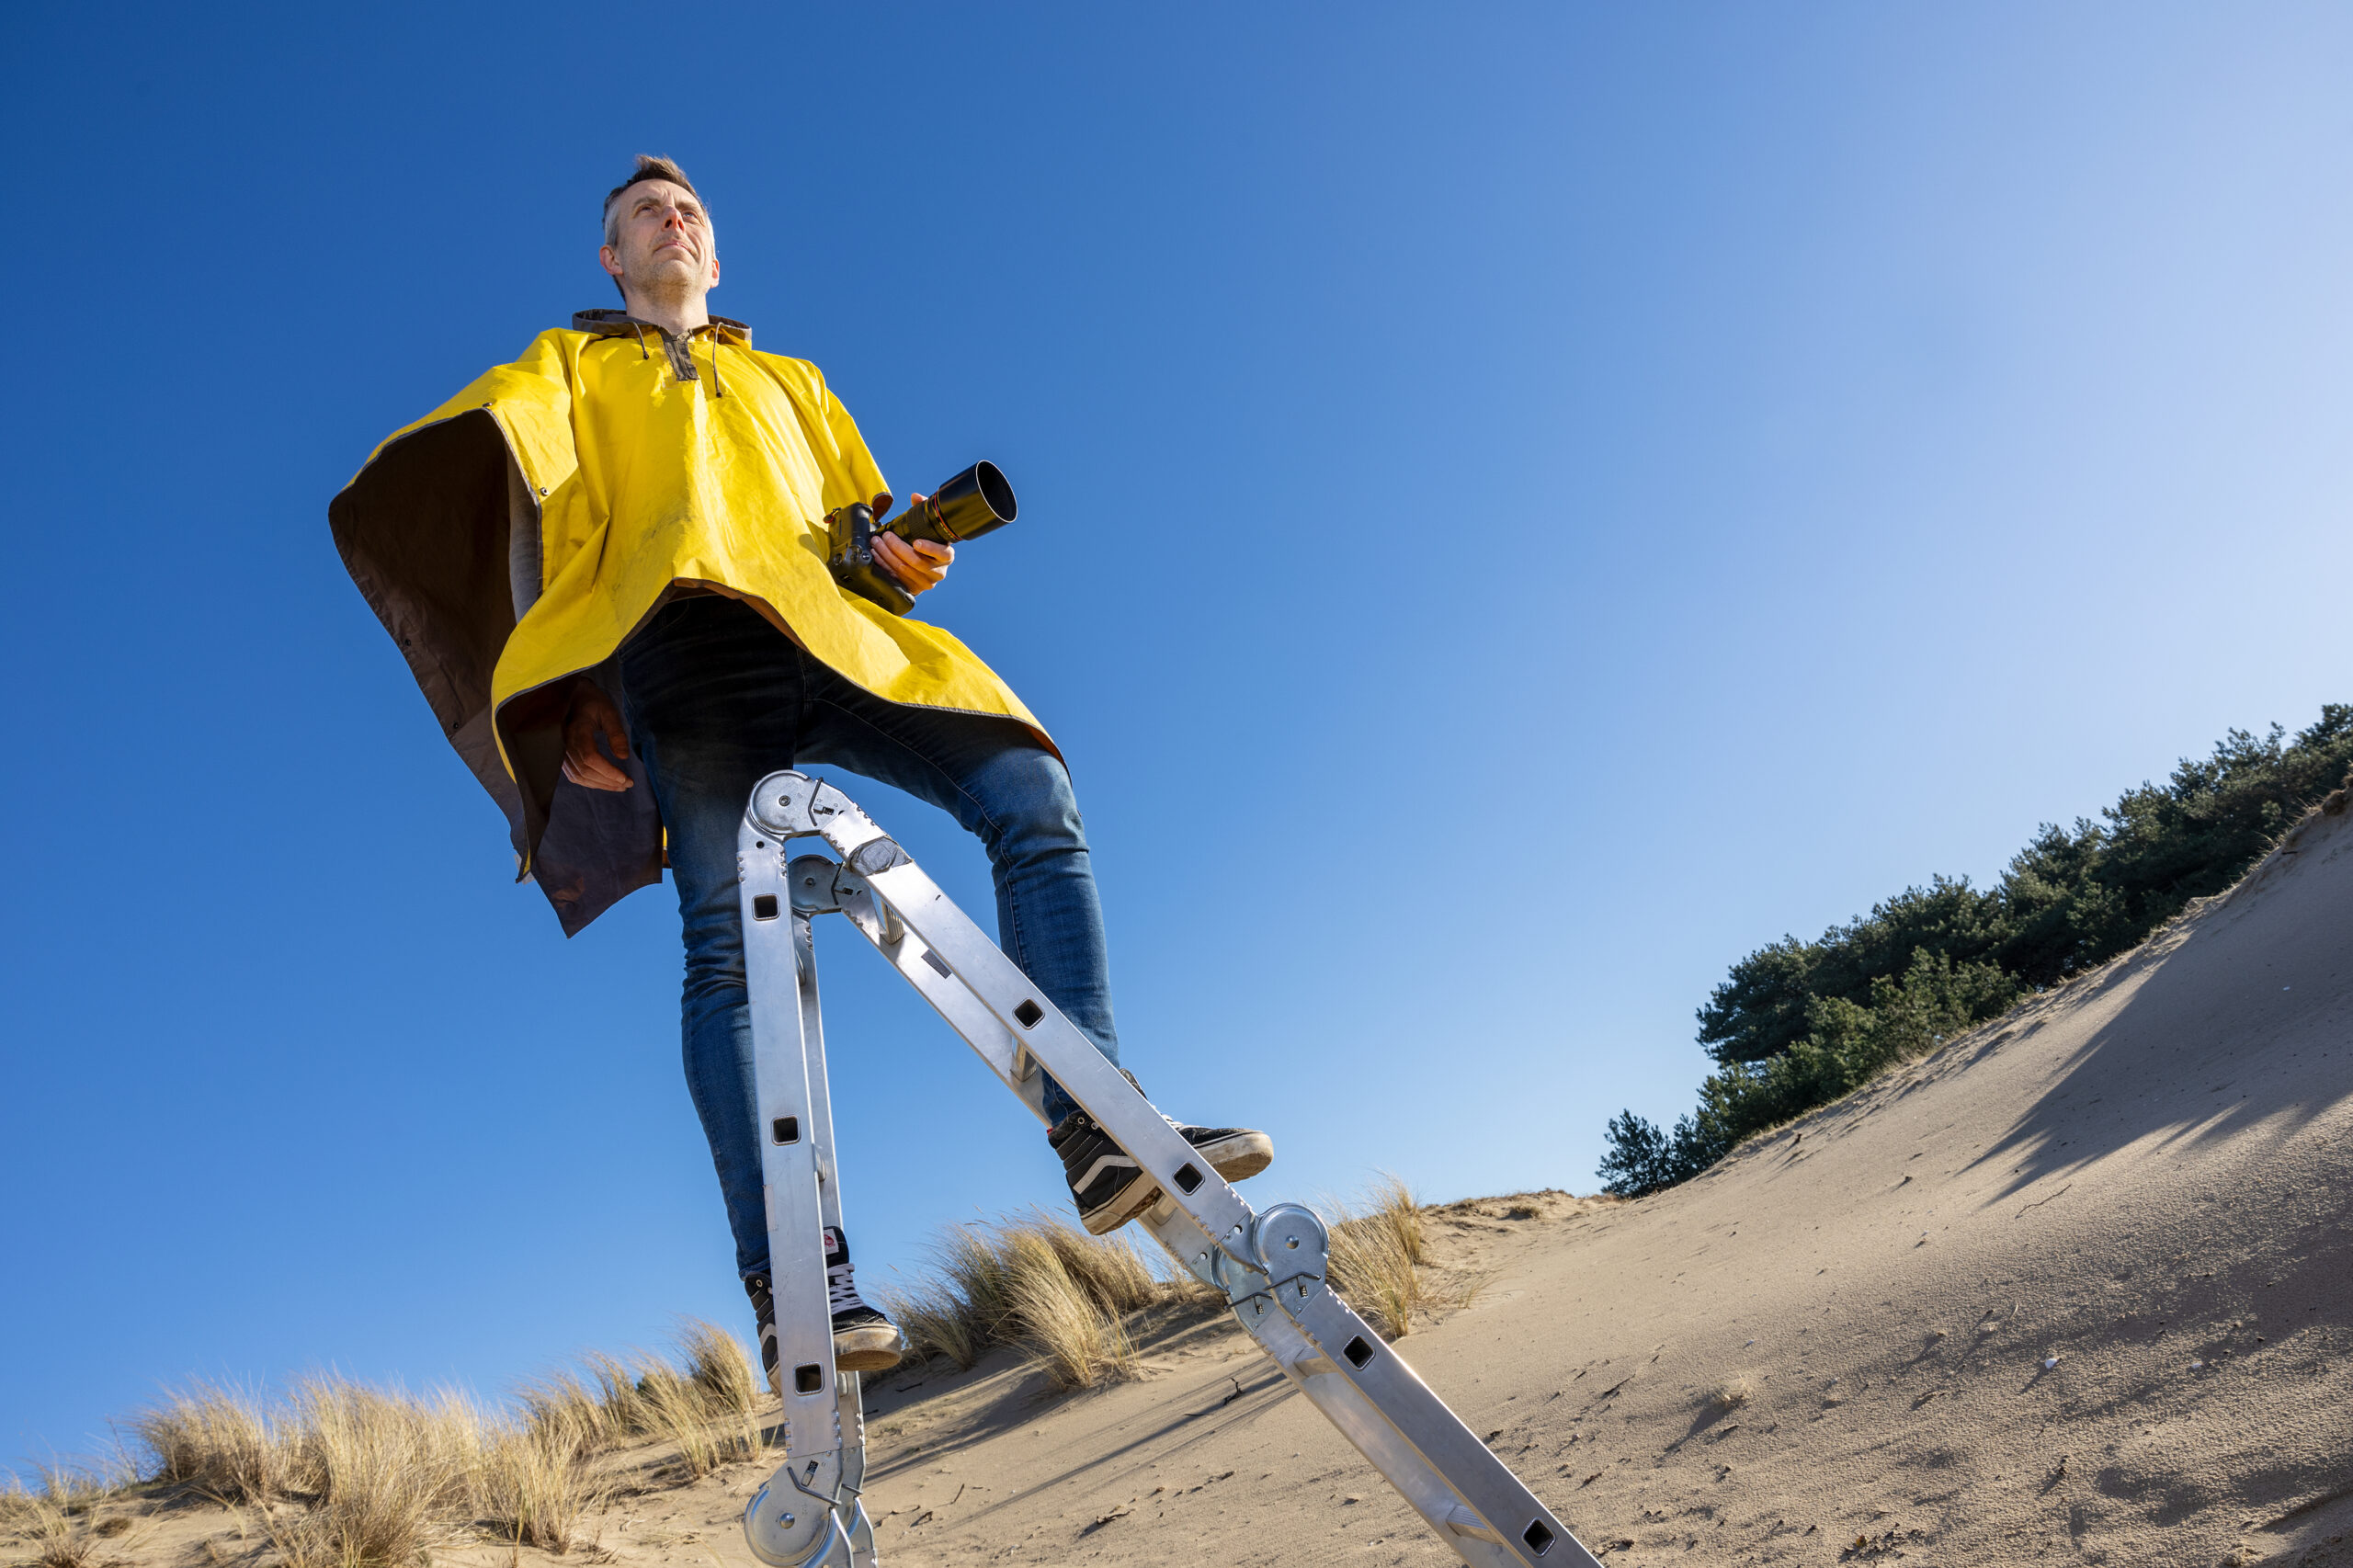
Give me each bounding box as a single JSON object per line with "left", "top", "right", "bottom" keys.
{"left": 826, "top": 460, "right": 1017, "bottom": 615}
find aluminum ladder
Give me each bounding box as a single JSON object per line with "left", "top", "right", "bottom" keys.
{"left": 733, "top": 771, "right": 1599, "bottom": 1568}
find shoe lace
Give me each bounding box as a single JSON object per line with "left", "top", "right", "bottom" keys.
{"left": 827, "top": 1258, "right": 866, "bottom": 1315}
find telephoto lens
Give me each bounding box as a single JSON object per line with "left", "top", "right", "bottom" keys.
{"left": 884, "top": 460, "right": 1017, "bottom": 547}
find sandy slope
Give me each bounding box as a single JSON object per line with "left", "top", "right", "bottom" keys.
{"left": 835, "top": 793, "right": 2353, "bottom": 1567}
{"left": 53, "top": 797, "right": 2353, "bottom": 1568}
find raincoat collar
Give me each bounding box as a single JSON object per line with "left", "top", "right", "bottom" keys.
{"left": 571, "top": 308, "right": 753, "bottom": 347}
{"left": 571, "top": 308, "right": 753, "bottom": 387}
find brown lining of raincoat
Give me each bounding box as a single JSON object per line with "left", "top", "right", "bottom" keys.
{"left": 328, "top": 408, "right": 665, "bottom": 933}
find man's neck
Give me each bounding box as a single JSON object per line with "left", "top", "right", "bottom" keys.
{"left": 619, "top": 288, "right": 710, "bottom": 339}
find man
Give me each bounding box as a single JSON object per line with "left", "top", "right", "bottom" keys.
{"left": 329, "top": 155, "right": 1271, "bottom": 1387}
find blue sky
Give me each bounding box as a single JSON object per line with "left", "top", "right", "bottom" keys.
{"left": 6, "top": 3, "right": 2350, "bottom": 1470}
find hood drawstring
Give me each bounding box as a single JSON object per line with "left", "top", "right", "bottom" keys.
{"left": 708, "top": 330, "right": 726, "bottom": 397}
{"left": 631, "top": 322, "right": 650, "bottom": 360}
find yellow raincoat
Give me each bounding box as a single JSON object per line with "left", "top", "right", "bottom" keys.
{"left": 329, "top": 312, "right": 1048, "bottom": 933}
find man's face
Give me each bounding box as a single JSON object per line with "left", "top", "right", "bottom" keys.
{"left": 600, "top": 179, "right": 719, "bottom": 299}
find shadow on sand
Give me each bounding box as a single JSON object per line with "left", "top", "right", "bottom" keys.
{"left": 1951, "top": 810, "right": 2353, "bottom": 1202}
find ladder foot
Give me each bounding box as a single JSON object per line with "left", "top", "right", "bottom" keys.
{"left": 744, "top": 1475, "right": 848, "bottom": 1568}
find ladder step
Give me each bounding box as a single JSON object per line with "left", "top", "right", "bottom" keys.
{"left": 1443, "top": 1505, "right": 1503, "bottom": 1545}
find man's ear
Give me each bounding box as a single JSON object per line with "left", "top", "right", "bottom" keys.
{"left": 599, "top": 244, "right": 626, "bottom": 281}
{"left": 708, "top": 255, "right": 721, "bottom": 290}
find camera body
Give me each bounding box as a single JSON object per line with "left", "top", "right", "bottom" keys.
{"left": 825, "top": 460, "right": 1017, "bottom": 615}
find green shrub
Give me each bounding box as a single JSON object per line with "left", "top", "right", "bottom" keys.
{"left": 1603, "top": 705, "right": 2353, "bottom": 1198}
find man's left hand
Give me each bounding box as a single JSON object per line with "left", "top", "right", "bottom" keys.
{"left": 871, "top": 494, "right": 955, "bottom": 596}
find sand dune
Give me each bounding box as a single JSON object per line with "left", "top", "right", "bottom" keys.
{"left": 40, "top": 799, "right": 2353, "bottom": 1567}
{"left": 833, "top": 793, "right": 2353, "bottom": 1566}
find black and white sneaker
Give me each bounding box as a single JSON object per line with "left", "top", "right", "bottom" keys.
{"left": 744, "top": 1227, "right": 906, "bottom": 1391}
{"left": 745, "top": 1272, "right": 780, "bottom": 1393}
{"left": 824, "top": 1227, "right": 905, "bottom": 1372}
{"left": 1049, "top": 1108, "right": 1275, "bottom": 1235}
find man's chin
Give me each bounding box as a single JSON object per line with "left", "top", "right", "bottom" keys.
{"left": 632, "top": 258, "right": 703, "bottom": 288}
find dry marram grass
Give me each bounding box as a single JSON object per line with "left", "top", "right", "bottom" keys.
{"left": 515, "top": 1368, "right": 623, "bottom": 1458}
{"left": 624, "top": 1320, "right": 770, "bottom": 1481}
{"left": 6, "top": 1491, "right": 89, "bottom": 1568}
{"left": 131, "top": 1381, "right": 284, "bottom": 1502}
{"left": 581, "top": 1350, "right": 651, "bottom": 1435}
{"left": 637, "top": 1363, "right": 745, "bottom": 1479}
{"left": 266, "top": 1381, "right": 482, "bottom": 1568}
{"left": 1036, "top": 1218, "right": 1158, "bottom": 1317}
{"left": 675, "top": 1316, "right": 760, "bottom": 1418}
{"left": 1003, "top": 1227, "right": 1142, "bottom": 1389}
{"left": 9, "top": 1187, "right": 1491, "bottom": 1559}
{"left": 475, "top": 1423, "right": 606, "bottom": 1552}
{"left": 1327, "top": 1175, "right": 1437, "bottom": 1338}
{"left": 882, "top": 1211, "right": 1165, "bottom": 1387}
{"left": 881, "top": 1187, "right": 1459, "bottom": 1379}
{"left": 87, "top": 1321, "right": 767, "bottom": 1562}
{"left": 0, "top": 1463, "right": 137, "bottom": 1568}
{"left": 887, "top": 1275, "right": 983, "bottom": 1373}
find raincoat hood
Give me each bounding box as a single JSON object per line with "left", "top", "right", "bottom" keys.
{"left": 328, "top": 313, "right": 1048, "bottom": 935}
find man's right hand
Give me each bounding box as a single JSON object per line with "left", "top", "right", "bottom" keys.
{"left": 563, "top": 681, "right": 635, "bottom": 791}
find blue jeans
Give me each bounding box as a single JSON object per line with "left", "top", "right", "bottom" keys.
{"left": 619, "top": 595, "right": 1120, "bottom": 1281}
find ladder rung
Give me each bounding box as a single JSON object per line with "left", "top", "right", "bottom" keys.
{"left": 1442, "top": 1506, "right": 1502, "bottom": 1544}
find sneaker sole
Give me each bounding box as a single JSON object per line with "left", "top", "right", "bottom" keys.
{"left": 1079, "top": 1175, "right": 1160, "bottom": 1235}
{"left": 1077, "top": 1131, "right": 1277, "bottom": 1235}
{"left": 1196, "top": 1130, "right": 1274, "bottom": 1183}
{"left": 835, "top": 1323, "right": 905, "bottom": 1373}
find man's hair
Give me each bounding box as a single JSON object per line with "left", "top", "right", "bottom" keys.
{"left": 602, "top": 154, "right": 704, "bottom": 248}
